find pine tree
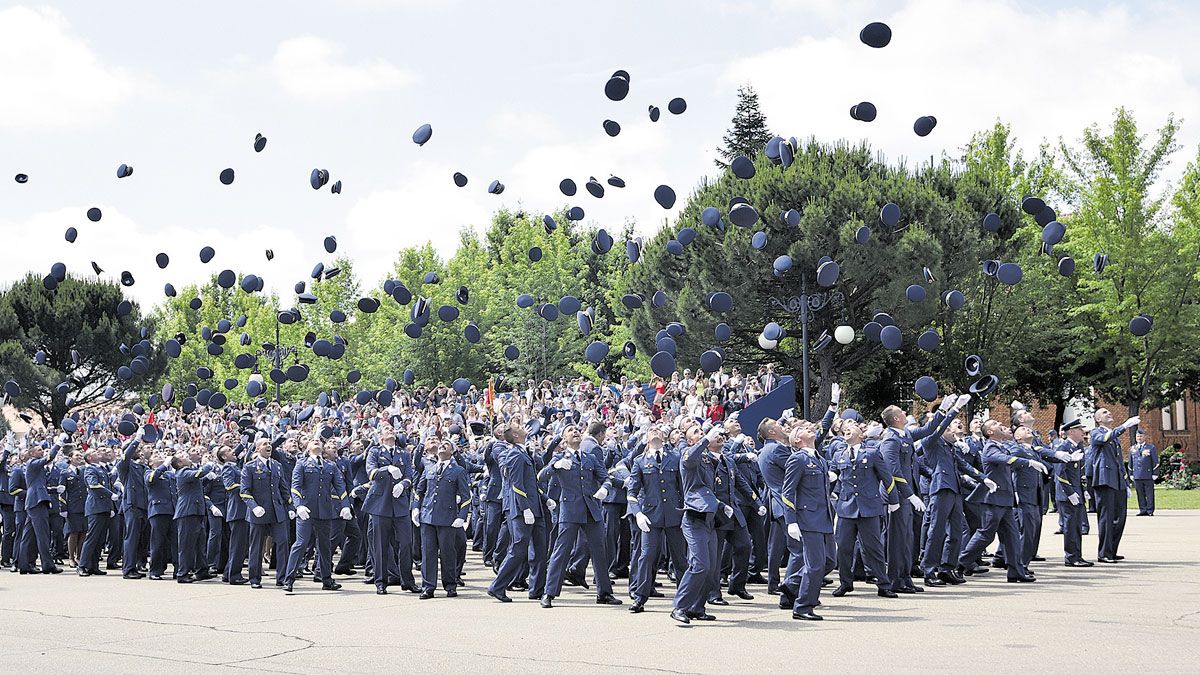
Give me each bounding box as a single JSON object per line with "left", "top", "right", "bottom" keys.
{"left": 716, "top": 85, "right": 773, "bottom": 168}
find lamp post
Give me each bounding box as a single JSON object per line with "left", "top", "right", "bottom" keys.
{"left": 255, "top": 316, "right": 298, "bottom": 404}
{"left": 768, "top": 279, "right": 844, "bottom": 421}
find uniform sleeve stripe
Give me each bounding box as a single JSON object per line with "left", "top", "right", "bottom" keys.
{"left": 512, "top": 487, "right": 528, "bottom": 497}
{"left": 886, "top": 479, "right": 895, "bottom": 493}
{"left": 894, "top": 477, "right": 908, "bottom": 484}
{"left": 781, "top": 497, "right": 795, "bottom": 508}
{"left": 1006, "top": 457, "right": 1017, "bottom": 465}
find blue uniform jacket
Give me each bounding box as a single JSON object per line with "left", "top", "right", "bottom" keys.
{"left": 83, "top": 463, "right": 117, "bottom": 516}
{"left": 117, "top": 439, "right": 149, "bottom": 511}
{"left": 1089, "top": 425, "right": 1130, "bottom": 490}
{"left": 920, "top": 435, "right": 985, "bottom": 494}
{"left": 415, "top": 461, "right": 471, "bottom": 526}
{"left": 757, "top": 440, "right": 791, "bottom": 520}
{"left": 482, "top": 440, "right": 507, "bottom": 503}
{"left": 829, "top": 440, "right": 897, "bottom": 518}
{"left": 239, "top": 456, "right": 290, "bottom": 524}
{"left": 23, "top": 445, "right": 60, "bottom": 509}
{"left": 968, "top": 440, "right": 1036, "bottom": 507}
{"left": 174, "top": 464, "right": 214, "bottom": 519}
{"left": 1129, "top": 442, "right": 1159, "bottom": 481}
{"left": 626, "top": 448, "right": 684, "bottom": 528}
{"left": 220, "top": 463, "right": 249, "bottom": 521}
{"left": 782, "top": 449, "right": 834, "bottom": 533}
{"left": 63, "top": 466, "right": 87, "bottom": 515}
{"left": 538, "top": 450, "right": 607, "bottom": 523}
{"left": 291, "top": 456, "right": 347, "bottom": 520}
{"left": 363, "top": 444, "right": 414, "bottom": 518}
{"left": 500, "top": 445, "right": 544, "bottom": 521}
{"left": 147, "top": 462, "right": 177, "bottom": 517}
{"left": 1053, "top": 439, "right": 1085, "bottom": 502}
{"left": 879, "top": 412, "right": 949, "bottom": 501}
{"left": 680, "top": 442, "right": 721, "bottom": 514}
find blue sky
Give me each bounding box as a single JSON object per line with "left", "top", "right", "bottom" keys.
{"left": 2, "top": 0, "right": 1198, "bottom": 307}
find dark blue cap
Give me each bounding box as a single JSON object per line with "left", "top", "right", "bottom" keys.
{"left": 603, "top": 120, "right": 621, "bottom": 137}
{"left": 87, "top": 207, "right": 102, "bottom": 222}
{"left": 219, "top": 168, "right": 235, "bottom": 185}
{"left": 731, "top": 156, "right": 755, "bottom": 179}
{"left": 860, "top": 22, "right": 892, "bottom": 48}
{"left": 654, "top": 185, "right": 676, "bottom": 209}
{"left": 667, "top": 97, "right": 686, "bottom": 115}
{"left": 650, "top": 351, "right": 676, "bottom": 378}
{"left": 880, "top": 325, "right": 902, "bottom": 350}
{"left": 412, "top": 123, "right": 433, "bottom": 146}
{"left": 913, "top": 116, "right": 937, "bottom": 137}
{"left": 914, "top": 376, "right": 938, "bottom": 402}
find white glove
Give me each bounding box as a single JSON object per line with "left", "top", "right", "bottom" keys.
{"left": 1070, "top": 451, "right": 1085, "bottom": 462}
{"left": 387, "top": 466, "right": 402, "bottom": 479}
{"left": 1055, "top": 451, "right": 1071, "bottom": 462}
{"left": 56, "top": 485, "right": 66, "bottom": 493}
{"left": 252, "top": 506, "right": 266, "bottom": 518}
{"left": 411, "top": 508, "right": 420, "bottom": 526}
{"left": 953, "top": 394, "right": 972, "bottom": 411}
{"left": 827, "top": 470, "right": 837, "bottom": 483}
{"left": 553, "top": 457, "right": 572, "bottom": 470}
{"left": 1152, "top": 475, "right": 1159, "bottom": 480}
{"left": 635, "top": 512, "right": 651, "bottom": 533}
{"left": 722, "top": 504, "right": 734, "bottom": 518}
{"left": 704, "top": 424, "right": 724, "bottom": 442}
{"left": 1121, "top": 416, "right": 1141, "bottom": 429}
{"left": 340, "top": 507, "right": 352, "bottom": 520}
{"left": 757, "top": 505, "right": 767, "bottom": 517}
{"left": 1029, "top": 460, "right": 1048, "bottom": 475}
{"left": 288, "top": 509, "right": 297, "bottom": 520}
{"left": 523, "top": 508, "right": 535, "bottom": 525}
{"left": 888, "top": 503, "right": 900, "bottom": 513}
{"left": 109, "top": 510, "right": 115, "bottom": 517}
{"left": 60, "top": 511, "right": 68, "bottom": 518}
{"left": 296, "top": 506, "right": 310, "bottom": 520}
{"left": 830, "top": 383, "right": 841, "bottom": 405}
{"left": 451, "top": 517, "right": 465, "bottom": 529}
{"left": 907, "top": 495, "right": 926, "bottom": 512}
{"left": 593, "top": 486, "right": 609, "bottom": 501}
{"left": 1068, "top": 493, "right": 1080, "bottom": 506}
{"left": 786, "top": 523, "right": 801, "bottom": 541}
{"left": 114, "top": 481, "right": 124, "bottom": 491}
{"left": 983, "top": 478, "right": 998, "bottom": 493}
{"left": 210, "top": 505, "right": 222, "bottom": 517}
{"left": 739, "top": 452, "right": 758, "bottom": 462}
{"left": 546, "top": 498, "right": 557, "bottom": 511}
{"left": 938, "top": 396, "right": 956, "bottom": 413}
{"left": 110, "top": 492, "right": 120, "bottom": 501}
{"left": 392, "top": 482, "right": 405, "bottom": 498}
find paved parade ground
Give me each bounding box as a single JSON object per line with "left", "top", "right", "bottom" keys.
{"left": 2, "top": 510, "right": 1198, "bottom": 674}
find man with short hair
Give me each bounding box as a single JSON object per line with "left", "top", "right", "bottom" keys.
{"left": 1054, "top": 420, "right": 1092, "bottom": 567}
{"left": 1129, "top": 429, "right": 1158, "bottom": 516}
{"left": 1089, "top": 409, "right": 1139, "bottom": 563}
{"left": 283, "top": 439, "right": 351, "bottom": 592}
{"left": 79, "top": 448, "right": 119, "bottom": 576}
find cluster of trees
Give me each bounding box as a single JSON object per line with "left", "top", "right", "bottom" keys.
{"left": 2, "top": 85, "right": 1198, "bottom": 424}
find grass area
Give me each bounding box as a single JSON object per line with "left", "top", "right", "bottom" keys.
{"left": 1127, "top": 487, "right": 1200, "bottom": 510}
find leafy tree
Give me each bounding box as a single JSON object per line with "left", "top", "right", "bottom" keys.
{"left": 716, "top": 85, "right": 773, "bottom": 169}
{"left": 1059, "top": 108, "right": 1200, "bottom": 415}
{"left": 0, "top": 273, "right": 165, "bottom": 426}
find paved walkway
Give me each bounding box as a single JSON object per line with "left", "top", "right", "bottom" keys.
{"left": 3, "top": 511, "right": 1199, "bottom": 673}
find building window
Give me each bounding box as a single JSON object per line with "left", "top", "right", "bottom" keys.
{"left": 1161, "top": 399, "right": 1187, "bottom": 431}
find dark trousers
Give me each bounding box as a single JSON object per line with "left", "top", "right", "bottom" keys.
{"left": 633, "top": 525, "right": 686, "bottom": 601}
{"left": 80, "top": 512, "right": 111, "bottom": 571}
{"left": 249, "top": 520, "right": 289, "bottom": 584}
{"left": 369, "top": 513, "right": 415, "bottom": 589}
{"left": 1016, "top": 503, "right": 1040, "bottom": 567}
{"left": 483, "top": 501, "right": 504, "bottom": 565}
{"left": 1134, "top": 479, "right": 1155, "bottom": 514}
{"left": 836, "top": 515, "right": 890, "bottom": 587}
{"left": 886, "top": 500, "right": 916, "bottom": 590}
{"left": 18, "top": 503, "right": 55, "bottom": 572}
{"left": 420, "top": 524, "right": 459, "bottom": 591}
{"left": 742, "top": 505, "right": 767, "bottom": 573}
{"left": 122, "top": 507, "right": 147, "bottom": 575}
{"left": 922, "top": 491, "right": 964, "bottom": 574}
{"left": 105, "top": 511, "right": 123, "bottom": 567}
{"left": 674, "top": 511, "right": 717, "bottom": 615}
{"left": 1095, "top": 485, "right": 1127, "bottom": 559}
{"left": 490, "top": 516, "right": 548, "bottom": 596}
{"left": 604, "top": 502, "right": 629, "bottom": 575}
{"left": 206, "top": 515, "right": 229, "bottom": 571}
{"left": 226, "top": 519, "right": 249, "bottom": 580}
{"left": 713, "top": 525, "right": 750, "bottom": 596}
{"left": 765, "top": 516, "right": 787, "bottom": 591}
{"left": 546, "top": 519, "right": 611, "bottom": 597}
{"left": 1, "top": 504, "right": 16, "bottom": 563}
{"left": 286, "top": 517, "right": 332, "bottom": 583}
{"left": 176, "top": 515, "right": 204, "bottom": 576}
{"left": 1058, "top": 500, "right": 1084, "bottom": 562}
{"left": 959, "top": 504, "right": 1025, "bottom": 577}
{"left": 50, "top": 510, "right": 66, "bottom": 560}
{"left": 336, "top": 513, "right": 362, "bottom": 571}
{"left": 792, "top": 530, "right": 834, "bottom": 613}
{"left": 148, "top": 513, "right": 174, "bottom": 576}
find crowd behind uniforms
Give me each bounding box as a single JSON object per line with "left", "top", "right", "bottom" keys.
{"left": 0, "top": 372, "right": 1156, "bottom": 624}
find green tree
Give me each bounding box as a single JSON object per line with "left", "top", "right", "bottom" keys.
{"left": 0, "top": 273, "right": 165, "bottom": 426}
{"left": 716, "top": 85, "right": 773, "bottom": 169}
{"left": 1059, "top": 108, "right": 1200, "bottom": 415}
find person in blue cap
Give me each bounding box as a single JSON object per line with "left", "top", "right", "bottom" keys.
{"left": 363, "top": 426, "right": 419, "bottom": 594}
{"left": 412, "top": 440, "right": 471, "bottom": 599}
{"left": 671, "top": 422, "right": 728, "bottom": 625}
{"left": 1129, "top": 428, "right": 1159, "bottom": 516}
{"left": 1088, "top": 408, "right": 1140, "bottom": 563}
{"left": 1054, "top": 420, "right": 1093, "bottom": 566}
{"left": 239, "top": 438, "right": 292, "bottom": 588}
{"left": 78, "top": 447, "right": 118, "bottom": 576}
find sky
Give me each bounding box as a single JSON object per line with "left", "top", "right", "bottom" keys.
{"left": 1, "top": 0, "right": 1198, "bottom": 310}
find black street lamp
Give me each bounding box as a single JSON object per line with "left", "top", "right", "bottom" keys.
{"left": 254, "top": 316, "right": 298, "bottom": 403}
{"left": 768, "top": 278, "right": 844, "bottom": 421}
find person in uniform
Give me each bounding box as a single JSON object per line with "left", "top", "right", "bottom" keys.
{"left": 828, "top": 416, "right": 898, "bottom": 597}
{"left": 79, "top": 448, "right": 119, "bottom": 576}
{"left": 240, "top": 438, "right": 292, "bottom": 589}
{"left": 1053, "top": 420, "right": 1093, "bottom": 567}
{"left": 1129, "top": 429, "right": 1158, "bottom": 516}
{"left": 218, "top": 444, "right": 249, "bottom": 584}
{"left": 61, "top": 449, "right": 87, "bottom": 568}
{"left": 756, "top": 419, "right": 797, "bottom": 598}
{"left": 488, "top": 424, "right": 549, "bottom": 602}
{"left": 1089, "top": 409, "right": 1139, "bottom": 563}
{"left": 671, "top": 423, "right": 727, "bottom": 625}
{"left": 781, "top": 422, "right": 835, "bottom": 620}
{"left": 117, "top": 435, "right": 150, "bottom": 579}
{"left": 173, "top": 449, "right": 214, "bottom": 583}
{"left": 709, "top": 428, "right": 758, "bottom": 605}
{"left": 363, "top": 426, "right": 419, "bottom": 594}
{"left": 283, "top": 438, "right": 351, "bottom": 592}
{"left": 626, "top": 425, "right": 687, "bottom": 613}
{"left": 146, "top": 453, "right": 177, "bottom": 580}
{"left": 413, "top": 440, "right": 471, "bottom": 598}
{"left": 18, "top": 439, "right": 63, "bottom": 575}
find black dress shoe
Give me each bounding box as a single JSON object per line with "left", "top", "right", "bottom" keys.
{"left": 248, "top": 581, "right": 261, "bottom": 588}
{"left": 1096, "top": 557, "right": 1118, "bottom": 563}
{"left": 732, "top": 590, "right": 755, "bottom": 600}
{"left": 1114, "top": 555, "right": 1125, "bottom": 560}
{"left": 1064, "top": 560, "right": 1092, "bottom": 567}
{"left": 670, "top": 608, "right": 691, "bottom": 624}
{"left": 147, "top": 574, "right": 163, "bottom": 581}
{"left": 965, "top": 566, "right": 990, "bottom": 576}
{"left": 822, "top": 577, "right": 833, "bottom": 587}
{"left": 177, "top": 575, "right": 195, "bottom": 584}
{"left": 746, "top": 573, "right": 768, "bottom": 585}
{"left": 401, "top": 585, "right": 421, "bottom": 594}
{"left": 1007, "top": 574, "right": 1036, "bottom": 583}
{"left": 777, "top": 588, "right": 795, "bottom": 609}
{"left": 688, "top": 611, "right": 716, "bottom": 621}
{"left": 376, "top": 588, "right": 388, "bottom": 595}
{"left": 831, "top": 584, "right": 853, "bottom": 597}
{"left": 229, "top": 577, "right": 247, "bottom": 585}
{"left": 323, "top": 581, "right": 342, "bottom": 591}
{"left": 446, "top": 588, "right": 458, "bottom": 597}
{"left": 194, "top": 572, "right": 212, "bottom": 581}
{"left": 793, "top": 611, "right": 823, "bottom": 621}
{"left": 629, "top": 599, "right": 645, "bottom": 613}
{"left": 77, "top": 568, "right": 91, "bottom": 577}
{"left": 275, "top": 580, "right": 285, "bottom": 587}
{"left": 923, "top": 574, "right": 946, "bottom": 587}
{"left": 122, "top": 572, "right": 145, "bottom": 579}
{"left": 597, "top": 594, "right": 623, "bottom": 606}
{"left": 333, "top": 567, "right": 353, "bottom": 576}
{"left": 487, "top": 589, "right": 512, "bottom": 603}
{"left": 527, "top": 592, "right": 543, "bottom": 601}
{"left": 540, "top": 596, "right": 553, "bottom": 608}
{"left": 708, "top": 597, "right": 729, "bottom": 606}
{"left": 509, "top": 582, "right": 529, "bottom": 592}
{"left": 895, "top": 587, "right": 916, "bottom": 594}
{"left": 648, "top": 590, "right": 664, "bottom": 598}
{"left": 283, "top": 581, "right": 294, "bottom": 592}
{"left": 562, "top": 572, "right": 580, "bottom": 587}
{"left": 420, "top": 589, "right": 435, "bottom": 599}
{"left": 1031, "top": 556, "right": 1046, "bottom": 562}
{"left": 877, "top": 588, "right": 898, "bottom": 598}
{"left": 362, "top": 578, "right": 376, "bottom": 584}
{"left": 91, "top": 568, "right": 108, "bottom": 576}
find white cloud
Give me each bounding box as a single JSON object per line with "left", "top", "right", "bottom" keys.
{"left": 271, "top": 36, "right": 415, "bottom": 100}
{"left": 0, "top": 6, "right": 137, "bottom": 129}
{"left": 723, "top": 0, "right": 1200, "bottom": 174}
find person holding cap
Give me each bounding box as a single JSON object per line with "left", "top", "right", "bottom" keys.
{"left": 1089, "top": 409, "right": 1139, "bottom": 562}
{"left": 627, "top": 425, "right": 687, "bottom": 613}
{"left": 488, "top": 423, "right": 548, "bottom": 603}
{"left": 1129, "top": 429, "right": 1158, "bottom": 516}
